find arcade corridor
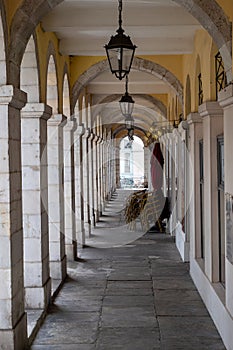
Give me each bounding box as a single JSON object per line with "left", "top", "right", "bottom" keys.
{"left": 1, "top": 1, "right": 233, "bottom": 349}
{"left": 30, "top": 190, "right": 225, "bottom": 350}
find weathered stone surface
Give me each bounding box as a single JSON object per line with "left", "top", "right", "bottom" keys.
{"left": 30, "top": 190, "right": 226, "bottom": 350}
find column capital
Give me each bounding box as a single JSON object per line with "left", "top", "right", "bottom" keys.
{"left": 82, "top": 128, "right": 91, "bottom": 139}
{"left": 21, "top": 102, "right": 52, "bottom": 120}
{"left": 74, "top": 123, "right": 85, "bottom": 137}
{"left": 0, "top": 85, "right": 27, "bottom": 109}
{"left": 187, "top": 112, "right": 202, "bottom": 125}
{"left": 178, "top": 120, "right": 188, "bottom": 132}
{"left": 97, "top": 136, "right": 103, "bottom": 144}
{"left": 48, "top": 113, "right": 67, "bottom": 126}
{"left": 93, "top": 134, "right": 99, "bottom": 143}
{"left": 198, "top": 101, "right": 223, "bottom": 118}
{"left": 64, "top": 118, "right": 77, "bottom": 132}
{"left": 218, "top": 83, "right": 233, "bottom": 109}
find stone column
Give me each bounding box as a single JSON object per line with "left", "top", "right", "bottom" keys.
{"left": 21, "top": 103, "right": 51, "bottom": 310}
{"left": 93, "top": 135, "right": 99, "bottom": 222}
{"left": 88, "top": 132, "right": 95, "bottom": 226}
{"left": 144, "top": 146, "right": 150, "bottom": 188}
{"left": 187, "top": 113, "right": 203, "bottom": 261}
{"left": 102, "top": 140, "right": 107, "bottom": 208}
{"left": 47, "top": 114, "right": 67, "bottom": 285}
{"left": 199, "top": 101, "right": 223, "bottom": 282}
{"left": 0, "top": 85, "right": 27, "bottom": 349}
{"left": 115, "top": 145, "right": 120, "bottom": 189}
{"left": 97, "top": 137, "right": 103, "bottom": 215}
{"left": 175, "top": 120, "right": 190, "bottom": 262}
{"left": 63, "top": 119, "right": 77, "bottom": 260}
{"left": 74, "top": 124, "right": 85, "bottom": 248}
{"left": 167, "top": 131, "right": 178, "bottom": 235}
{"left": 105, "top": 140, "right": 110, "bottom": 200}
{"left": 82, "top": 128, "right": 91, "bottom": 237}
{"left": 219, "top": 85, "right": 233, "bottom": 321}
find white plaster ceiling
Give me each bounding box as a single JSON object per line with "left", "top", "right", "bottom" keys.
{"left": 41, "top": 0, "right": 201, "bottom": 123}
{"left": 42, "top": 0, "right": 201, "bottom": 56}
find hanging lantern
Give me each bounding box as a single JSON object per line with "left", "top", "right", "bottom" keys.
{"left": 105, "top": 0, "right": 137, "bottom": 80}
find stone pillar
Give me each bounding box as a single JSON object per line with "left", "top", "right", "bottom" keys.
{"left": 88, "top": 132, "right": 95, "bottom": 226}
{"left": 74, "top": 124, "right": 85, "bottom": 248}
{"left": 63, "top": 119, "right": 77, "bottom": 260}
{"left": 102, "top": 140, "right": 107, "bottom": 207}
{"left": 219, "top": 86, "right": 233, "bottom": 318}
{"left": 144, "top": 146, "right": 150, "bottom": 188}
{"left": 175, "top": 120, "right": 190, "bottom": 262}
{"left": 167, "top": 131, "right": 178, "bottom": 235}
{"left": 47, "top": 114, "right": 67, "bottom": 285}
{"left": 199, "top": 101, "right": 223, "bottom": 282}
{"left": 115, "top": 145, "right": 120, "bottom": 188}
{"left": 82, "top": 128, "right": 91, "bottom": 237}
{"left": 21, "top": 103, "right": 51, "bottom": 309}
{"left": 0, "top": 85, "right": 27, "bottom": 349}
{"left": 93, "top": 135, "right": 99, "bottom": 223}
{"left": 97, "top": 137, "right": 103, "bottom": 215}
{"left": 105, "top": 140, "right": 110, "bottom": 200}
{"left": 187, "top": 113, "right": 203, "bottom": 261}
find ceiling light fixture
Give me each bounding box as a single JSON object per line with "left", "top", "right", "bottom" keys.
{"left": 119, "top": 74, "right": 134, "bottom": 117}
{"left": 105, "top": 0, "right": 137, "bottom": 80}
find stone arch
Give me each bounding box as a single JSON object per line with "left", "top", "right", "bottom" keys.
{"left": 46, "top": 47, "right": 59, "bottom": 114}
{"left": 185, "top": 75, "right": 191, "bottom": 118}
{"left": 0, "top": 2, "right": 7, "bottom": 85}
{"left": 62, "top": 67, "right": 70, "bottom": 118}
{"left": 9, "top": 0, "right": 232, "bottom": 87}
{"left": 21, "top": 34, "right": 40, "bottom": 102}
{"left": 71, "top": 58, "right": 183, "bottom": 112}
{"left": 96, "top": 94, "right": 167, "bottom": 119}
{"left": 174, "top": 0, "right": 232, "bottom": 82}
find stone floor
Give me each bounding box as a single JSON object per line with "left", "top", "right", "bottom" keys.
{"left": 31, "top": 190, "right": 226, "bottom": 349}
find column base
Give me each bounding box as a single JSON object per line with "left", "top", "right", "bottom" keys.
{"left": 50, "top": 255, "right": 67, "bottom": 281}
{"left": 175, "top": 221, "right": 190, "bottom": 262}
{"left": 65, "top": 241, "right": 77, "bottom": 261}
{"left": 77, "top": 224, "right": 85, "bottom": 247}
{"left": 95, "top": 209, "right": 99, "bottom": 223}
{"left": 91, "top": 213, "right": 96, "bottom": 227}
{"left": 25, "top": 278, "right": 51, "bottom": 309}
{"left": 167, "top": 214, "right": 176, "bottom": 236}
{"left": 84, "top": 222, "right": 91, "bottom": 237}
{"left": 0, "top": 312, "right": 27, "bottom": 350}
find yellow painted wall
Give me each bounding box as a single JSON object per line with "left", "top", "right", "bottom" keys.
{"left": 139, "top": 55, "right": 183, "bottom": 83}
{"left": 216, "top": 0, "right": 233, "bottom": 20}
{"left": 4, "top": 0, "right": 22, "bottom": 32}
{"left": 151, "top": 94, "right": 168, "bottom": 107}
{"left": 70, "top": 56, "right": 105, "bottom": 89}
{"left": 35, "top": 24, "right": 70, "bottom": 112}
{"left": 182, "top": 30, "right": 217, "bottom": 115}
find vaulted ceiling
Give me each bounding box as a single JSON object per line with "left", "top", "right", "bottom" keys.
{"left": 41, "top": 0, "right": 202, "bottom": 135}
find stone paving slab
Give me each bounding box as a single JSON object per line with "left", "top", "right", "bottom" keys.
{"left": 158, "top": 316, "right": 224, "bottom": 339}
{"left": 32, "top": 345, "right": 96, "bottom": 350}
{"left": 160, "top": 337, "right": 226, "bottom": 350}
{"left": 153, "top": 277, "right": 197, "bottom": 290}
{"left": 32, "top": 321, "right": 98, "bottom": 345}
{"left": 101, "top": 306, "right": 158, "bottom": 328}
{"left": 30, "top": 190, "right": 226, "bottom": 350}
{"left": 54, "top": 297, "right": 103, "bottom": 312}
{"left": 103, "top": 295, "right": 154, "bottom": 306}
{"left": 96, "top": 327, "right": 160, "bottom": 350}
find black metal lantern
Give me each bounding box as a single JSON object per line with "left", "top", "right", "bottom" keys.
{"left": 125, "top": 116, "right": 134, "bottom": 130}
{"left": 105, "top": 0, "right": 137, "bottom": 80}
{"left": 119, "top": 75, "right": 134, "bottom": 117}
{"left": 128, "top": 128, "right": 134, "bottom": 141}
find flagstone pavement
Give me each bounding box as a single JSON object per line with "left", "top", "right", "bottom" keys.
{"left": 30, "top": 190, "right": 226, "bottom": 350}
